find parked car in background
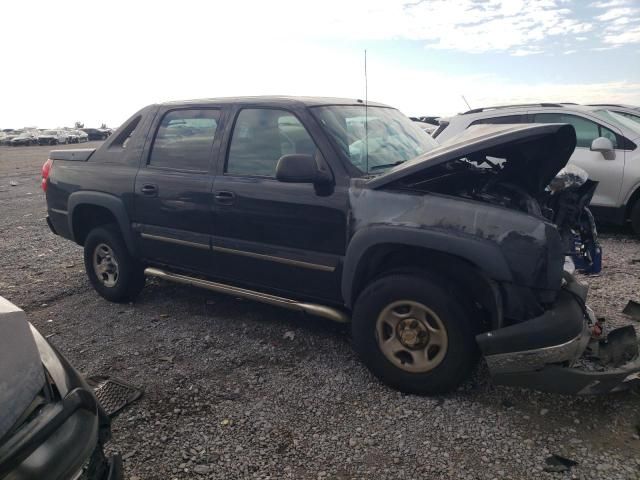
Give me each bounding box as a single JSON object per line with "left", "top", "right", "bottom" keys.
{"left": 587, "top": 104, "right": 640, "bottom": 125}
{"left": 67, "top": 129, "right": 89, "bottom": 143}
{"left": 434, "top": 103, "right": 640, "bottom": 234}
{"left": 1, "top": 131, "right": 20, "bottom": 145}
{"left": 10, "top": 132, "right": 38, "bottom": 146}
{"left": 410, "top": 116, "right": 440, "bottom": 134}
{"left": 0, "top": 296, "right": 122, "bottom": 479}
{"left": 81, "top": 128, "right": 109, "bottom": 141}
{"left": 38, "top": 129, "right": 68, "bottom": 145}
{"left": 42, "top": 96, "right": 640, "bottom": 395}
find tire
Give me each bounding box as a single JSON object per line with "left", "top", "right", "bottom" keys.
{"left": 84, "top": 224, "right": 145, "bottom": 303}
{"left": 631, "top": 200, "right": 640, "bottom": 236}
{"left": 351, "top": 273, "right": 478, "bottom": 395}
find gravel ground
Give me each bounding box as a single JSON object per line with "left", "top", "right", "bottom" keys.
{"left": 1, "top": 143, "right": 640, "bottom": 480}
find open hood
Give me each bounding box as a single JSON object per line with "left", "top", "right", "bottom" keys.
{"left": 367, "top": 123, "right": 577, "bottom": 196}
{"left": 0, "top": 298, "right": 46, "bottom": 441}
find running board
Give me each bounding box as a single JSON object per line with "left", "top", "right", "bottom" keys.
{"left": 144, "top": 267, "right": 350, "bottom": 324}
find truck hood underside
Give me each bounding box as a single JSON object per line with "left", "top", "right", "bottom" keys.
{"left": 367, "top": 123, "right": 577, "bottom": 196}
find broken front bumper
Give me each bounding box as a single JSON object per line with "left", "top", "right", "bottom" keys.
{"left": 476, "top": 276, "right": 640, "bottom": 395}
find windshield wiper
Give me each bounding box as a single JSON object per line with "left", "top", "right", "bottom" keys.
{"left": 369, "top": 160, "right": 406, "bottom": 171}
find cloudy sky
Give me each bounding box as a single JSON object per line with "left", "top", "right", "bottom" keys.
{"left": 1, "top": 0, "right": 639, "bottom": 128}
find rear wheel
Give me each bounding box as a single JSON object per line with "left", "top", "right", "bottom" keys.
{"left": 84, "top": 225, "right": 145, "bottom": 302}
{"left": 351, "top": 273, "right": 478, "bottom": 395}
{"left": 631, "top": 200, "right": 640, "bottom": 236}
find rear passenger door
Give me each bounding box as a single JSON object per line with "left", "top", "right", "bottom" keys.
{"left": 133, "top": 107, "right": 224, "bottom": 273}
{"left": 531, "top": 111, "right": 625, "bottom": 208}
{"left": 212, "top": 107, "right": 348, "bottom": 302}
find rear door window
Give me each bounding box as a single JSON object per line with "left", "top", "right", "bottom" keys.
{"left": 533, "top": 113, "right": 618, "bottom": 148}
{"left": 149, "top": 109, "right": 220, "bottom": 171}
{"left": 226, "top": 109, "right": 317, "bottom": 177}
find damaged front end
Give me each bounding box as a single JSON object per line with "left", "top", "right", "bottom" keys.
{"left": 477, "top": 273, "right": 640, "bottom": 395}
{"left": 364, "top": 123, "right": 638, "bottom": 394}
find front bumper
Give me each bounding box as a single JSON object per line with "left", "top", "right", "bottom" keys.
{"left": 477, "top": 276, "right": 640, "bottom": 394}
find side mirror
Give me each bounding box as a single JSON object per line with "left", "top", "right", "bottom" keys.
{"left": 276, "top": 153, "right": 333, "bottom": 185}
{"left": 590, "top": 137, "right": 615, "bottom": 160}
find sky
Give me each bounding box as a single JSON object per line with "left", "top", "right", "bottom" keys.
{"left": 1, "top": 0, "right": 639, "bottom": 128}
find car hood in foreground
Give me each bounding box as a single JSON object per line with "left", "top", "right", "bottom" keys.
{"left": 367, "top": 123, "right": 576, "bottom": 196}
{"left": 0, "top": 298, "right": 45, "bottom": 440}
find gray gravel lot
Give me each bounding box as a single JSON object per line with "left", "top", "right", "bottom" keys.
{"left": 1, "top": 143, "right": 640, "bottom": 479}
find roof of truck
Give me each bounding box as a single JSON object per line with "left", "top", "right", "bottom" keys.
{"left": 161, "top": 96, "right": 391, "bottom": 108}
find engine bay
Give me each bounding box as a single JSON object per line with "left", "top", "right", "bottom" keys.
{"left": 397, "top": 156, "right": 543, "bottom": 216}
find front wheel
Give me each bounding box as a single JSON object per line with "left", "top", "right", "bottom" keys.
{"left": 84, "top": 225, "right": 145, "bottom": 303}
{"left": 351, "top": 273, "right": 478, "bottom": 395}
{"left": 631, "top": 200, "right": 640, "bottom": 236}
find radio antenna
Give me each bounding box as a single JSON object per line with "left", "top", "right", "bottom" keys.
{"left": 364, "top": 49, "right": 369, "bottom": 174}
{"left": 461, "top": 94, "right": 472, "bottom": 110}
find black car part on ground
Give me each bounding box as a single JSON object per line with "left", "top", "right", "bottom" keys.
{"left": 86, "top": 376, "right": 143, "bottom": 417}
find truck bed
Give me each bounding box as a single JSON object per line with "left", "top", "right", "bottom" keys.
{"left": 49, "top": 148, "right": 96, "bottom": 162}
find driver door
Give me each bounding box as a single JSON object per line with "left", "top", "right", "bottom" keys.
{"left": 212, "top": 107, "right": 348, "bottom": 303}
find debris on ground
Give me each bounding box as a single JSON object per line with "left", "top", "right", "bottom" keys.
{"left": 623, "top": 300, "right": 640, "bottom": 321}
{"left": 283, "top": 330, "right": 295, "bottom": 340}
{"left": 86, "top": 376, "right": 143, "bottom": 417}
{"left": 501, "top": 398, "right": 515, "bottom": 408}
{"left": 543, "top": 454, "right": 578, "bottom": 473}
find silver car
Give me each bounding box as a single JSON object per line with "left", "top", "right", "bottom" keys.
{"left": 434, "top": 103, "right": 640, "bottom": 234}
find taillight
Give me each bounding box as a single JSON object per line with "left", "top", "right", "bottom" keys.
{"left": 41, "top": 158, "right": 53, "bottom": 192}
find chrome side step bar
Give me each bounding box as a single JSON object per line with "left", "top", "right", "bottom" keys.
{"left": 144, "top": 267, "right": 350, "bottom": 324}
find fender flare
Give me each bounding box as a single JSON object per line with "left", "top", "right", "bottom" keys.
{"left": 341, "top": 226, "right": 513, "bottom": 307}
{"left": 67, "top": 191, "right": 137, "bottom": 254}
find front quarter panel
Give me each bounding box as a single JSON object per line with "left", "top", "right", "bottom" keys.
{"left": 343, "top": 186, "right": 563, "bottom": 305}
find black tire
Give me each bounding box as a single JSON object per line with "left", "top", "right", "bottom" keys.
{"left": 631, "top": 200, "right": 640, "bottom": 236}
{"left": 84, "top": 224, "right": 145, "bottom": 303}
{"left": 352, "top": 273, "right": 478, "bottom": 395}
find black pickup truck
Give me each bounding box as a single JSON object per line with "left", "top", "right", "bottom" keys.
{"left": 42, "top": 96, "right": 640, "bottom": 395}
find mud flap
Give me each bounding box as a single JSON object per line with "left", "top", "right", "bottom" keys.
{"left": 492, "top": 326, "right": 640, "bottom": 395}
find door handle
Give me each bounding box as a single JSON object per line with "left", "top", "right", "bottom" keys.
{"left": 140, "top": 184, "right": 158, "bottom": 196}
{"left": 214, "top": 191, "right": 236, "bottom": 205}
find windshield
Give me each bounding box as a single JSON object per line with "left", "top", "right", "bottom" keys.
{"left": 43, "top": 130, "right": 57, "bottom": 135}
{"left": 593, "top": 110, "right": 640, "bottom": 136}
{"left": 312, "top": 105, "right": 438, "bottom": 174}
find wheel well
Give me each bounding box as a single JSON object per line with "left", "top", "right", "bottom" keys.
{"left": 625, "top": 186, "right": 640, "bottom": 220}
{"left": 72, "top": 205, "right": 118, "bottom": 246}
{"left": 351, "top": 244, "right": 501, "bottom": 331}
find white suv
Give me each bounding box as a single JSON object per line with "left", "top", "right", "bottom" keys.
{"left": 434, "top": 103, "right": 640, "bottom": 234}
{"left": 587, "top": 104, "right": 640, "bottom": 126}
